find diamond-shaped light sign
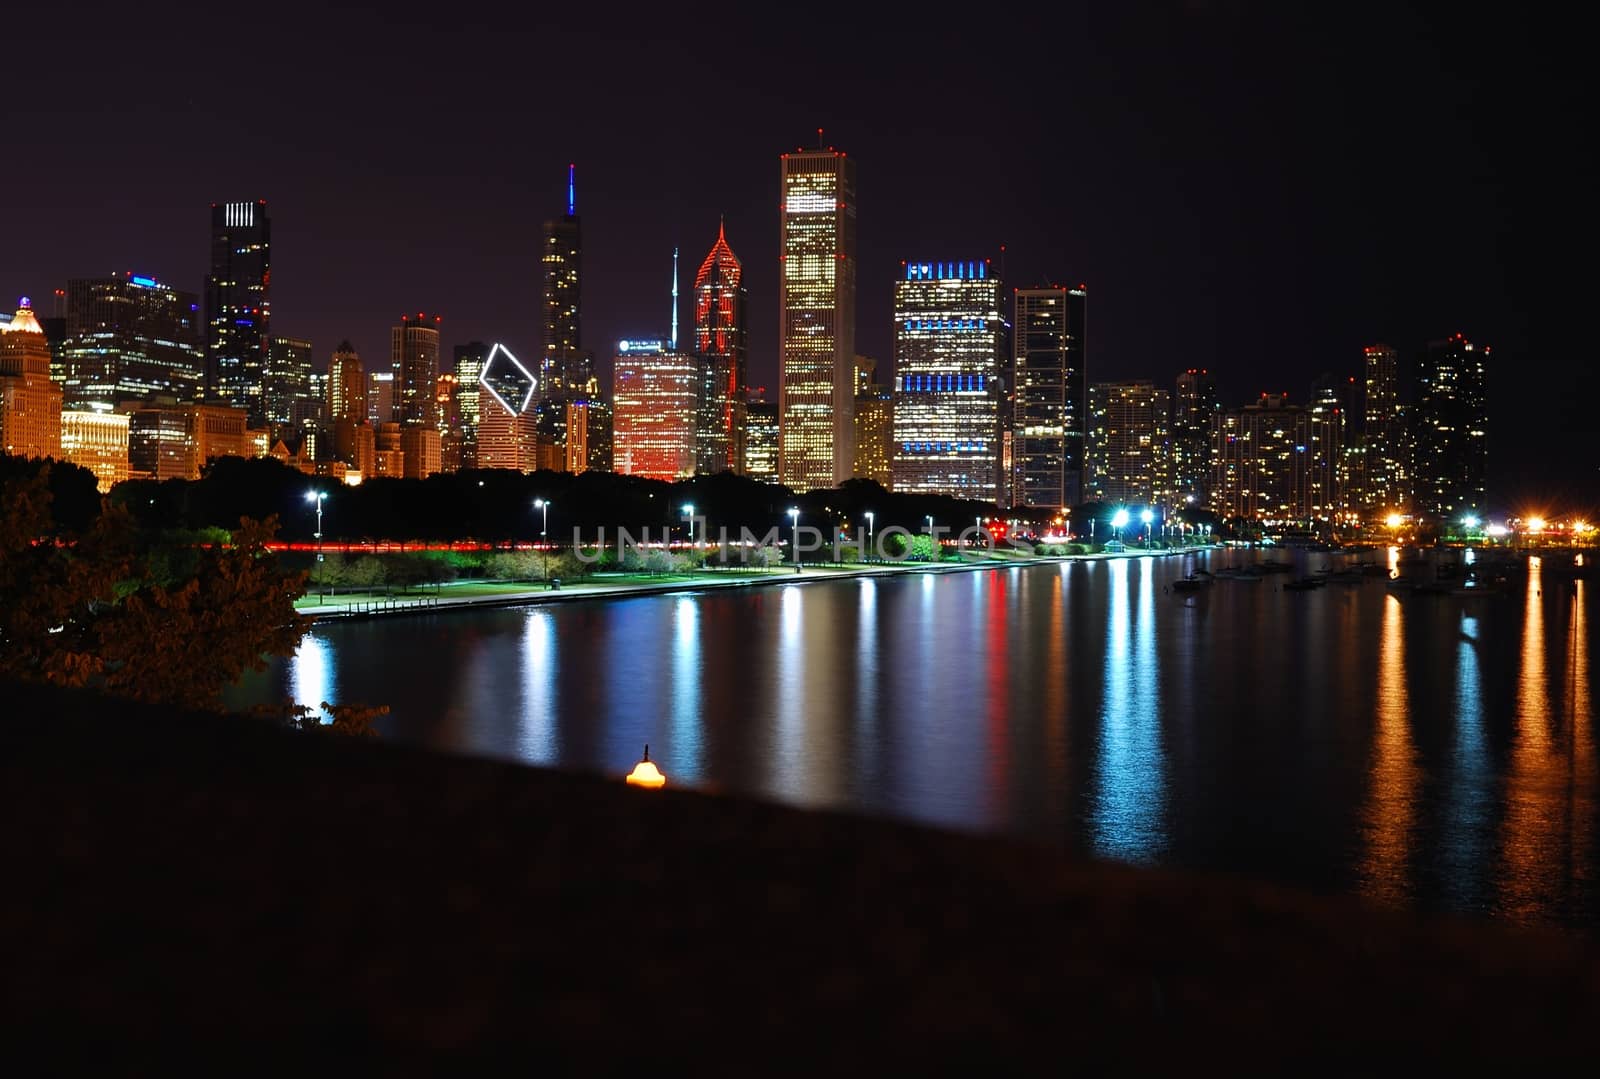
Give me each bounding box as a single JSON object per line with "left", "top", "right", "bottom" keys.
{"left": 479, "top": 342, "right": 538, "bottom": 415}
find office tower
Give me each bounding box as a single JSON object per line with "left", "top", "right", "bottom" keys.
{"left": 1413, "top": 334, "right": 1488, "bottom": 520}
{"left": 612, "top": 338, "right": 698, "bottom": 481}
{"left": 368, "top": 371, "right": 394, "bottom": 422}
{"left": 853, "top": 384, "right": 894, "bottom": 488}
{"left": 1307, "top": 377, "right": 1345, "bottom": 527}
{"left": 693, "top": 220, "right": 748, "bottom": 475}
{"left": 778, "top": 142, "right": 856, "bottom": 490}
{"left": 42, "top": 293, "right": 68, "bottom": 384}
{"left": 540, "top": 164, "right": 593, "bottom": 400}
{"left": 453, "top": 342, "right": 488, "bottom": 432}
{"left": 122, "top": 401, "right": 252, "bottom": 481}
{"left": 1171, "top": 367, "right": 1217, "bottom": 506}
{"left": 328, "top": 341, "right": 365, "bottom": 422}
{"left": 62, "top": 273, "right": 204, "bottom": 409}
{"left": 1012, "top": 285, "right": 1087, "bottom": 509}
{"left": 743, "top": 397, "right": 779, "bottom": 483}
{"left": 263, "top": 336, "right": 312, "bottom": 425}
{"left": 392, "top": 313, "right": 441, "bottom": 426}
{"left": 1359, "top": 343, "right": 1406, "bottom": 514}
{"left": 890, "top": 260, "right": 1006, "bottom": 502}
{"left": 399, "top": 425, "right": 442, "bottom": 478}
{"left": 564, "top": 397, "right": 612, "bottom": 473}
{"left": 1088, "top": 381, "right": 1171, "bottom": 507}
{"left": 0, "top": 298, "right": 64, "bottom": 460}
{"left": 60, "top": 409, "right": 131, "bottom": 492}
{"left": 1209, "top": 393, "right": 1318, "bottom": 524}
{"left": 477, "top": 393, "right": 542, "bottom": 473}
{"left": 205, "top": 200, "right": 271, "bottom": 418}
{"left": 853, "top": 354, "right": 878, "bottom": 396}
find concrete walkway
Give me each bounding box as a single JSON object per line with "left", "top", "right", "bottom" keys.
{"left": 296, "top": 545, "right": 1217, "bottom": 622}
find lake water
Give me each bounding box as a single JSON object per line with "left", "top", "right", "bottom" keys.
{"left": 230, "top": 549, "right": 1597, "bottom": 927}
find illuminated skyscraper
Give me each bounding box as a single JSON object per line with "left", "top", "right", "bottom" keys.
{"left": 1012, "top": 285, "right": 1087, "bottom": 508}
{"left": 1307, "top": 377, "right": 1346, "bottom": 527}
{"left": 1088, "top": 380, "right": 1171, "bottom": 507}
{"left": 0, "top": 298, "right": 64, "bottom": 460}
{"left": 891, "top": 260, "right": 1007, "bottom": 502}
{"left": 1359, "top": 344, "right": 1405, "bottom": 513}
{"left": 693, "top": 220, "right": 748, "bottom": 475}
{"left": 853, "top": 384, "right": 893, "bottom": 488}
{"left": 63, "top": 273, "right": 204, "bottom": 409}
{"left": 452, "top": 341, "right": 488, "bottom": 432}
{"left": 391, "top": 313, "right": 441, "bottom": 426}
{"left": 1210, "top": 393, "right": 1316, "bottom": 524}
{"left": 60, "top": 409, "right": 130, "bottom": 492}
{"left": 1171, "top": 368, "right": 1217, "bottom": 505}
{"left": 1413, "top": 334, "right": 1487, "bottom": 520}
{"left": 205, "top": 200, "right": 270, "bottom": 419}
{"left": 612, "top": 338, "right": 698, "bottom": 481}
{"left": 327, "top": 341, "right": 365, "bottom": 422}
{"left": 368, "top": 370, "right": 394, "bottom": 424}
{"left": 778, "top": 143, "right": 856, "bottom": 490}
{"left": 540, "top": 164, "right": 592, "bottom": 400}
{"left": 263, "top": 336, "right": 312, "bottom": 426}
{"left": 743, "top": 397, "right": 779, "bottom": 484}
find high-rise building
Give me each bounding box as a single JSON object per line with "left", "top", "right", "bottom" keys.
{"left": 368, "top": 371, "right": 394, "bottom": 423}
{"left": 60, "top": 409, "right": 130, "bottom": 492}
{"left": 204, "top": 200, "right": 270, "bottom": 419}
{"left": 612, "top": 338, "right": 698, "bottom": 481}
{"left": 453, "top": 342, "right": 488, "bottom": 432}
{"left": 693, "top": 220, "right": 748, "bottom": 475}
{"left": 1209, "top": 393, "right": 1320, "bottom": 525}
{"left": 1088, "top": 381, "right": 1171, "bottom": 508}
{"left": 391, "top": 314, "right": 441, "bottom": 427}
{"left": 853, "top": 384, "right": 893, "bottom": 488}
{"left": 399, "top": 424, "right": 442, "bottom": 478}
{"left": 564, "top": 396, "right": 612, "bottom": 474}
{"left": 328, "top": 341, "right": 365, "bottom": 422}
{"left": 778, "top": 143, "right": 856, "bottom": 490}
{"left": 1012, "top": 286, "right": 1088, "bottom": 509}
{"left": 1357, "top": 343, "right": 1408, "bottom": 515}
{"left": 1412, "top": 334, "right": 1488, "bottom": 520}
{"left": 1307, "top": 377, "right": 1346, "bottom": 527}
{"left": 122, "top": 400, "right": 255, "bottom": 481}
{"left": 263, "top": 336, "right": 312, "bottom": 426}
{"left": 539, "top": 164, "right": 592, "bottom": 401}
{"left": 0, "top": 298, "right": 64, "bottom": 460}
{"left": 62, "top": 273, "right": 203, "bottom": 409}
{"left": 743, "top": 397, "right": 779, "bottom": 483}
{"left": 1171, "top": 368, "right": 1217, "bottom": 506}
{"left": 890, "top": 260, "right": 1006, "bottom": 503}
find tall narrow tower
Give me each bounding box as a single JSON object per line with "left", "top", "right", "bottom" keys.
{"left": 778, "top": 142, "right": 856, "bottom": 490}
{"left": 693, "top": 219, "right": 748, "bottom": 475}
{"left": 204, "top": 199, "right": 271, "bottom": 420}
{"left": 540, "top": 164, "right": 588, "bottom": 398}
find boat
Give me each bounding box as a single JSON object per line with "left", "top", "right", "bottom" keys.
{"left": 1171, "top": 574, "right": 1211, "bottom": 593}
{"left": 1282, "top": 576, "right": 1323, "bottom": 591}
{"left": 1357, "top": 562, "right": 1392, "bottom": 577}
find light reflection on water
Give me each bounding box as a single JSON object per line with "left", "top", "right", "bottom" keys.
{"left": 238, "top": 550, "right": 1600, "bottom": 926}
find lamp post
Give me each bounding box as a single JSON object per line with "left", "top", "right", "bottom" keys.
{"left": 865, "top": 511, "right": 875, "bottom": 562}
{"left": 305, "top": 490, "right": 326, "bottom": 563}
{"left": 1141, "top": 508, "right": 1154, "bottom": 547}
{"left": 926, "top": 515, "right": 935, "bottom": 561}
{"left": 682, "top": 502, "right": 696, "bottom": 546}
{"left": 1111, "top": 508, "right": 1129, "bottom": 546}
{"left": 534, "top": 498, "right": 551, "bottom": 580}
{"left": 788, "top": 507, "right": 800, "bottom": 571}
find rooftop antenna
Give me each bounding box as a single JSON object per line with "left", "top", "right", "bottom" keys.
{"left": 817, "top": 126, "right": 824, "bottom": 149}
{"left": 670, "top": 247, "right": 680, "bottom": 351}
{"left": 999, "top": 243, "right": 1007, "bottom": 284}
{"left": 567, "top": 163, "right": 575, "bottom": 217}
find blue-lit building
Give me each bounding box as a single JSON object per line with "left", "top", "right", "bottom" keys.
{"left": 63, "top": 273, "right": 204, "bottom": 409}
{"left": 205, "top": 200, "right": 271, "bottom": 421}
{"left": 891, "top": 260, "right": 1008, "bottom": 503}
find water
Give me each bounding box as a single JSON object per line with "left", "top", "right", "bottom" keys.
{"left": 230, "top": 549, "right": 1598, "bottom": 927}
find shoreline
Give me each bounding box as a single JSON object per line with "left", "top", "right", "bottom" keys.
{"left": 296, "top": 543, "right": 1219, "bottom": 622}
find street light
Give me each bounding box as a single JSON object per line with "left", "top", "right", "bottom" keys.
{"left": 1140, "top": 508, "right": 1154, "bottom": 547}
{"left": 534, "top": 498, "right": 551, "bottom": 580}
{"left": 865, "top": 511, "right": 875, "bottom": 561}
{"left": 1111, "top": 508, "right": 1130, "bottom": 545}
{"left": 788, "top": 507, "right": 800, "bottom": 570}
{"left": 305, "top": 490, "right": 326, "bottom": 562}
{"left": 926, "top": 515, "right": 935, "bottom": 560}
{"left": 682, "top": 502, "right": 696, "bottom": 546}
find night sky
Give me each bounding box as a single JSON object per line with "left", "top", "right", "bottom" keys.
{"left": 5, "top": 3, "right": 1588, "bottom": 510}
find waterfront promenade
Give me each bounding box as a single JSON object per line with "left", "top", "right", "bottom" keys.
{"left": 293, "top": 544, "right": 1215, "bottom": 621}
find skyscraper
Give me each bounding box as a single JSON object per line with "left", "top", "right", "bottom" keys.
{"left": 612, "top": 338, "right": 698, "bottom": 481}
{"left": 743, "top": 396, "right": 779, "bottom": 484}
{"left": 1359, "top": 344, "right": 1405, "bottom": 514}
{"left": 391, "top": 313, "right": 441, "bottom": 426}
{"left": 205, "top": 200, "right": 271, "bottom": 420}
{"left": 890, "top": 260, "right": 1007, "bottom": 503}
{"left": 327, "top": 341, "right": 365, "bottom": 422}
{"left": 693, "top": 220, "right": 748, "bottom": 475}
{"left": 1412, "top": 334, "right": 1488, "bottom": 520}
{"left": 853, "top": 384, "right": 893, "bottom": 488}
{"left": 1088, "top": 380, "right": 1170, "bottom": 508}
{"left": 452, "top": 342, "right": 489, "bottom": 432}
{"left": 540, "top": 164, "right": 591, "bottom": 400}
{"left": 63, "top": 273, "right": 204, "bottom": 409}
{"left": 263, "top": 336, "right": 312, "bottom": 426}
{"left": 1012, "top": 285, "right": 1087, "bottom": 509}
{"left": 778, "top": 143, "right": 856, "bottom": 490}
{"left": 1171, "top": 368, "right": 1217, "bottom": 506}
{"left": 1210, "top": 393, "right": 1315, "bottom": 525}
{"left": 0, "top": 298, "right": 64, "bottom": 460}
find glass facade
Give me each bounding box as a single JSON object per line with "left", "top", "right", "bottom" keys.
{"left": 890, "top": 261, "right": 1006, "bottom": 503}
{"left": 1012, "top": 286, "right": 1087, "bottom": 509}
{"left": 779, "top": 148, "right": 856, "bottom": 491}
{"left": 63, "top": 274, "right": 203, "bottom": 409}
{"left": 263, "top": 336, "right": 312, "bottom": 426}
{"left": 612, "top": 340, "right": 698, "bottom": 481}
{"left": 693, "top": 221, "right": 748, "bottom": 475}
{"left": 391, "top": 314, "right": 441, "bottom": 427}
{"left": 205, "top": 200, "right": 270, "bottom": 421}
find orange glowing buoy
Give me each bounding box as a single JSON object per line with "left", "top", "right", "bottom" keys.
{"left": 626, "top": 744, "right": 666, "bottom": 789}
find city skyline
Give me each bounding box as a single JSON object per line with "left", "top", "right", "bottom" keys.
{"left": 0, "top": 4, "right": 1583, "bottom": 502}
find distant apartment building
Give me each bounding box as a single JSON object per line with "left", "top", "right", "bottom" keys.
{"left": 1088, "top": 380, "right": 1170, "bottom": 507}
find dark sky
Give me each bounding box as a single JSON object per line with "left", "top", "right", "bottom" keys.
{"left": 4, "top": 2, "right": 1589, "bottom": 510}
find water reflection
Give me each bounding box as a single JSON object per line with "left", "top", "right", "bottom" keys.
{"left": 289, "top": 633, "right": 332, "bottom": 717}
{"left": 772, "top": 585, "right": 806, "bottom": 802}
{"left": 1090, "top": 559, "right": 1167, "bottom": 864}
{"left": 1358, "top": 594, "right": 1419, "bottom": 905}
{"left": 519, "top": 610, "right": 557, "bottom": 762}
{"left": 1443, "top": 613, "right": 1491, "bottom": 912}
{"left": 670, "top": 597, "right": 702, "bottom": 779}
{"left": 1498, "top": 557, "right": 1554, "bottom": 918}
